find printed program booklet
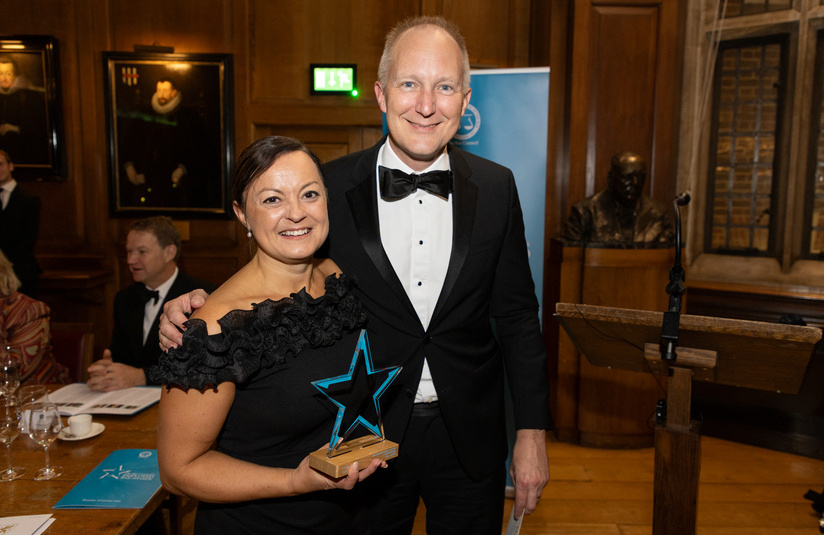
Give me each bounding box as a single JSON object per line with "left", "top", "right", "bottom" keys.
{"left": 48, "top": 383, "right": 161, "bottom": 416}
{"left": 54, "top": 449, "right": 161, "bottom": 509}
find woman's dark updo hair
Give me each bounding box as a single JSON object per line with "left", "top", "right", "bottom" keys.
{"left": 231, "top": 136, "right": 325, "bottom": 210}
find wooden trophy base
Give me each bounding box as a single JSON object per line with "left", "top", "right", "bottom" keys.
{"left": 308, "top": 437, "right": 399, "bottom": 478}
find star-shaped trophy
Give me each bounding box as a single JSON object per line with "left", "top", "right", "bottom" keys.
{"left": 309, "top": 329, "right": 401, "bottom": 477}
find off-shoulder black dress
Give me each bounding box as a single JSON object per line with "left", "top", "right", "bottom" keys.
{"left": 151, "top": 274, "right": 369, "bottom": 534}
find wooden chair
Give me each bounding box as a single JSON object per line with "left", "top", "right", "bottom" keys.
{"left": 50, "top": 322, "right": 95, "bottom": 382}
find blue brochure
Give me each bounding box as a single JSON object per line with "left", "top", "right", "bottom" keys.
{"left": 54, "top": 449, "right": 161, "bottom": 509}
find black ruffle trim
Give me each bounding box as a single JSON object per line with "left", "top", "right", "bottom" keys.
{"left": 150, "top": 274, "right": 366, "bottom": 390}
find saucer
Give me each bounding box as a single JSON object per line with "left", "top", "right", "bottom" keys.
{"left": 59, "top": 422, "right": 105, "bottom": 441}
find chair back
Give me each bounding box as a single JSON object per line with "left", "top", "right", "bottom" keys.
{"left": 50, "top": 322, "right": 95, "bottom": 382}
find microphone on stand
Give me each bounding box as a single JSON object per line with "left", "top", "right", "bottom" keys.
{"left": 660, "top": 192, "right": 690, "bottom": 363}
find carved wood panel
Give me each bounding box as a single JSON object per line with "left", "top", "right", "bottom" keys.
{"left": 566, "top": 0, "right": 683, "bottom": 217}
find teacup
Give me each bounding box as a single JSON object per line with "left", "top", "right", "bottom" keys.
{"left": 67, "top": 414, "right": 92, "bottom": 437}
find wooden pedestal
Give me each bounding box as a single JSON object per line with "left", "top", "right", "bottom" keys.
{"left": 552, "top": 241, "right": 673, "bottom": 447}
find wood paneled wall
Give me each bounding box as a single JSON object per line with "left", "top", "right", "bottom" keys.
{"left": 547, "top": 0, "right": 685, "bottom": 230}
{"left": 0, "top": 0, "right": 551, "bottom": 353}
{"left": 542, "top": 0, "right": 686, "bottom": 431}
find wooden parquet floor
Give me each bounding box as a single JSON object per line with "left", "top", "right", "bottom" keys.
{"left": 412, "top": 434, "right": 824, "bottom": 535}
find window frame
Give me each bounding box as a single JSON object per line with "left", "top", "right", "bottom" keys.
{"left": 704, "top": 33, "right": 790, "bottom": 258}
{"left": 677, "top": 4, "right": 824, "bottom": 289}
{"left": 801, "top": 28, "right": 824, "bottom": 259}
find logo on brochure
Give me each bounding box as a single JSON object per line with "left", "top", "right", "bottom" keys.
{"left": 454, "top": 104, "right": 481, "bottom": 141}
{"left": 99, "top": 465, "right": 156, "bottom": 481}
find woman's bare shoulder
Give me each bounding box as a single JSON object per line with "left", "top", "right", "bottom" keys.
{"left": 315, "top": 257, "right": 343, "bottom": 279}
{"left": 190, "top": 278, "right": 255, "bottom": 334}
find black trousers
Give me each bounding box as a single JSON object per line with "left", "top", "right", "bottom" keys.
{"left": 362, "top": 402, "right": 505, "bottom": 535}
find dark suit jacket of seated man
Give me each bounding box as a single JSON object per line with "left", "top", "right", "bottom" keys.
{"left": 89, "top": 216, "right": 216, "bottom": 391}
{"left": 109, "top": 268, "right": 216, "bottom": 386}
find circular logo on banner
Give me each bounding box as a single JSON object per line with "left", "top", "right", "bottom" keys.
{"left": 454, "top": 104, "right": 481, "bottom": 141}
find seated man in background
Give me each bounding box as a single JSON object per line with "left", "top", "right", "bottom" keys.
{"left": 87, "top": 216, "right": 215, "bottom": 391}
{"left": 0, "top": 249, "right": 70, "bottom": 385}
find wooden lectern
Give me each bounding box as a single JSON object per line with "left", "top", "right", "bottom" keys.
{"left": 555, "top": 303, "right": 821, "bottom": 535}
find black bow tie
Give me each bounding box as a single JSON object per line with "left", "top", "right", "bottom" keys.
{"left": 139, "top": 286, "right": 160, "bottom": 305}
{"left": 379, "top": 166, "right": 453, "bottom": 200}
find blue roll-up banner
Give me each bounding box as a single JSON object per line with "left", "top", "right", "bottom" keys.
{"left": 452, "top": 68, "right": 549, "bottom": 491}
{"left": 451, "top": 67, "right": 548, "bottom": 311}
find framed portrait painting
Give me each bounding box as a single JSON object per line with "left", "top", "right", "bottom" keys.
{"left": 0, "top": 35, "right": 63, "bottom": 178}
{"left": 103, "top": 51, "right": 233, "bottom": 217}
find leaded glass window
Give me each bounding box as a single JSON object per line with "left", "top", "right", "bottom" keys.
{"left": 706, "top": 36, "right": 785, "bottom": 255}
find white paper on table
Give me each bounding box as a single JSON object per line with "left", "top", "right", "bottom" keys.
{"left": 32, "top": 518, "right": 55, "bottom": 535}
{"left": 504, "top": 507, "right": 524, "bottom": 535}
{"left": 47, "top": 383, "right": 160, "bottom": 416}
{"left": 0, "top": 514, "right": 54, "bottom": 535}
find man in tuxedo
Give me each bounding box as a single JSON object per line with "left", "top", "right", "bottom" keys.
{"left": 325, "top": 17, "right": 550, "bottom": 533}
{"left": 160, "top": 16, "right": 550, "bottom": 534}
{"left": 0, "top": 149, "right": 41, "bottom": 297}
{"left": 87, "top": 216, "right": 215, "bottom": 392}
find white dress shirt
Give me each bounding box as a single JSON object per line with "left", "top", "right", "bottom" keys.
{"left": 377, "top": 141, "right": 452, "bottom": 403}
{"left": 143, "top": 267, "right": 178, "bottom": 345}
{"left": 0, "top": 179, "right": 17, "bottom": 210}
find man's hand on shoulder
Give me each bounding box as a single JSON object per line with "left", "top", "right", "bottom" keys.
{"left": 158, "top": 289, "right": 210, "bottom": 351}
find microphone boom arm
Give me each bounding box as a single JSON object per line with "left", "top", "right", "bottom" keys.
{"left": 660, "top": 192, "right": 690, "bottom": 363}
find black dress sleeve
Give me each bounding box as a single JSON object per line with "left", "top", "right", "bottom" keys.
{"left": 150, "top": 274, "right": 366, "bottom": 390}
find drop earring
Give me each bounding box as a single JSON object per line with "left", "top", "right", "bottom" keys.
{"left": 247, "top": 227, "right": 252, "bottom": 238}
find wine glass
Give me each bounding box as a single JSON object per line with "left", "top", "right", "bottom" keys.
{"left": 0, "top": 398, "right": 25, "bottom": 481}
{"left": 27, "top": 402, "right": 63, "bottom": 480}
{"left": 18, "top": 384, "right": 49, "bottom": 434}
{"left": 0, "top": 347, "right": 21, "bottom": 401}
{"left": 18, "top": 384, "right": 48, "bottom": 407}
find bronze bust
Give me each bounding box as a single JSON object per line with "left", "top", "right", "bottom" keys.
{"left": 562, "top": 151, "right": 675, "bottom": 246}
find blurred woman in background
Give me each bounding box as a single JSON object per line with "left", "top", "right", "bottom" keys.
{"left": 0, "top": 250, "right": 69, "bottom": 384}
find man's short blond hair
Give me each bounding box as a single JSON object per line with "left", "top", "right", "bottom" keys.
{"left": 377, "top": 16, "right": 471, "bottom": 92}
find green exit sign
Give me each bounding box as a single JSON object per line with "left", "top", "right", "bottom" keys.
{"left": 310, "top": 64, "right": 357, "bottom": 96}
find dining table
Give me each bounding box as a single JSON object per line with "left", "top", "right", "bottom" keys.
{"left": 0, "top": 395, "right": 174, "bottom": 535}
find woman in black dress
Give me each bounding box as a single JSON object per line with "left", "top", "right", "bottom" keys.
{"left": 152, "top": 137, "right": 384, "bottom": 534}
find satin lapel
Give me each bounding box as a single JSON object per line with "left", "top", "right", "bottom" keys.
{"left": 345, "top": 153, "right": 418, "bottom": 319}
{"left": 431, "top": 147, "right": 477, "bottom": 324}
{"left": 124, "top": 289, "right": 147, "bottom": 352}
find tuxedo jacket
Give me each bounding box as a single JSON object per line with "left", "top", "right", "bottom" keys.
{"left": 322, "top": 139, "right": 551, "bottom": 480}
{"left": 0, "top": 184, "right": 41, "bottom": 294}
{"left": 109, "top": 271, "right": 216, "bottom": 385}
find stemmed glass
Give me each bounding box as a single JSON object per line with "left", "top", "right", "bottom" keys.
{"left": 0, "top": 347, "right": 21, "bottom": 400}
{"left": 27, "top": 402, "right": 63, "bottom": 480}
{"left": 0, "top": 398, "right": 25, "bottom": 481}
{"left": 18, "top": 384, "right": 48, "bottom": 405}
{"left": 18, "top": 384, "right": 49, "bottom": 434}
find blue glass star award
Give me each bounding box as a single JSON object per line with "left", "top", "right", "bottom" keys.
{"left": 309, "top": 329, "right": 401, "bottom": 477}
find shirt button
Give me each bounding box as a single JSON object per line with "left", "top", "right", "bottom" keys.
{"left": 419, "top": 240, "right": 423, "bottom": 245}
{"left": 417, "top": 281, "right": 422, "bottom": 286}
